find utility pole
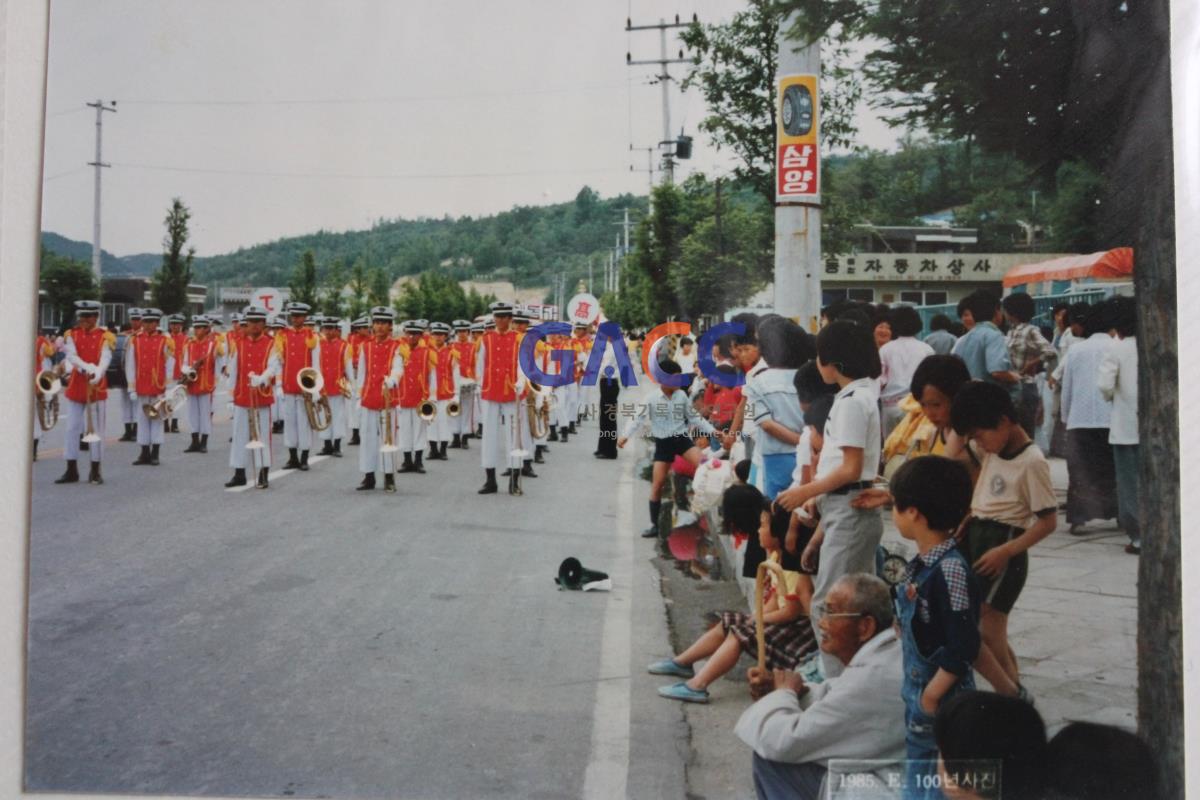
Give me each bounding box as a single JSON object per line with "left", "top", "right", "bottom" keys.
{"left": 629, "top": 145, "right": 656, "bottom": 196}
{"left": 773, "top": 19, "right": 821, "bottom": 329}
{"left": 86, "top": 100, "right": 117, "bottom": 286}
{"left": 626, "top": 14, "right": 694, "bottom": 185}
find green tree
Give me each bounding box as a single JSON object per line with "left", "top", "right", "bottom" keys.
{"left": 289, "top": 249, "right": 320, "bottom": 308}
{"left": 347, "top": 257, "right": 371, "bottom": 318}
{"left": 39, "top": 248, "right": 98, "bottom": 329}
{"left": 150, "top": 197, "right": 195, "bottom": 314}
{"left": 319, "top": 257, "right": 347, "bottom": 317}
{"left": 1045, "top": 161, "right": 1104, "bottom": 252}
{"left": 367, "top": 267, "right": 391, "bottom": 308}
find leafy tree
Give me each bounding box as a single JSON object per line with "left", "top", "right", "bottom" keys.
{"left": 367, "top": 266, "right": 391, "bottom": 308}
{"left": 1045, "top": 161, "right": 1104, "bottom": 252}
{"left": 289, "top": 249, "right": 320, "bottom": 308}
{"left": 319, "top": 257, "right": 347, "bottom": 318}
{"left": 573, "top": 186, "right": 600, "bottom": 223}
{"left": 150, "top": 197, "right": 195, "bottom": 314}
{"left": 347, "top": 257, "right": 370, "bottom": 319}
{"left": 39, "top": 248, "right": 98, "bottom": 329}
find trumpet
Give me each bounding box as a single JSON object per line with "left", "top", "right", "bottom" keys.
{"left": 35, "top": 368, "right": 64, "bottom": 431}
{"left": 144, "top": 384, "right": 187, "bottom": 421}
{"left": 418, "top": 398, "right": 437, "bottom": 423}
{"left": 297, "top": 367, "right": 332, "bottom": 432}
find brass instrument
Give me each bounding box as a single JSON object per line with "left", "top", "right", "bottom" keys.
{"left": 380, "top": 386, "right": 399, "bottom": 453}
{"left": 246, "top": 376, "right": 265, "bottom": 451}
{"left": 459, "top": 380, "right": 477, "bottom": 433}
{"left": 418, "top": 398, "right": 437, "bottom": 423}
{"left": 526, "top": 382, "right": 548, "bottom": 440}
{"left": 297, "top": 366, "right": 332, "bottom": 431}
{"left": 446, "top": 398, "right": 461, "bottom": 417}
{"left": 181, "top": 353, "right": 207, "bottom": 386}
{"left": 508, "top": 389, "right": 531, "bottom": 496}
{"left": 35, "top": 368, "right": 64, "bottom": 431}
{"left": 82, "top": 383, "right": 101, "bottom": 444}
{"left": 337, "top": 377, "right": 354, "bottom": 399}
{"left": 144, "top": 384, "right": 187, "bottom": 421}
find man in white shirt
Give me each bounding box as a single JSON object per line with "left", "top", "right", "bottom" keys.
{"left": 1060, "top": 301, "right": 1118, "bottom": 534}
{"left": 737, "top": 573, "right": 905, "bottom": 800}
{"left": 1096, "top": 296, "right": 1139, "bottom": 553}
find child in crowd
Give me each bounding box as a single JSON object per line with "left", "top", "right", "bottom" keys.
{"left": 889, "top": 456, "right": 981, "bottom": 799}
{"left": 951, "top": 381, "right": 1057, "bottom": 697}
{"left": 934, "top": 690, "right": 1048, "bottom": 800}
{"left": 774, "top": 320, "right": 883, "bottom": 678}
{"left": 786, "top": 394, "right": 834, "bottom": 569}
{"left": 879, "top": 305, "right": 935, "bottom": 442}
{"left": 618, "top": 359, "right": 717, "bottom": 538}
{"left": 746, "top": 318, "right": 809, "bottom": 500}
{"left": 650, "top": 491, "right": 815, "bottom": 703}
{"left": 1043, "top": 721, "right": 1157, "bottom": 800}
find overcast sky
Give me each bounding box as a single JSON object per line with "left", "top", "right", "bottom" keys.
{"left": 40, "top": 0, "right": 899, "bottom": 257}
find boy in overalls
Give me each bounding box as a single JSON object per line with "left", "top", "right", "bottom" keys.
{"left": 889, "top": 456, "right": 981, "bottom": 799}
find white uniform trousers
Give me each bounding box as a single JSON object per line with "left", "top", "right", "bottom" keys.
{"left": 432, "top": 399, "right": 453, "bottom": 442}
{"left": 358, "top": 408, "right": 398, "bottom": 475}
{"left": 229, "top": 405, "right": 273, "bottom": 471}
{"left": 480, "top": 399, "right": 521, "bottom": 470}
{"left": 63, "top": 397, "right": 105, "bottom": 462}
{"left": 319, "top": 395, "right": 348, "bottom": 441}
{"left": 280, "top": 393, "right": 314, "bottom": 450}
{"left": 186, "top": 393, "right": 214, "bottom": 435}
{"left": 566, "top": 383, "right": 581, "bottom": 423}
{"left": 396, "top": 407, "right": 428, "bottom": 452}
{"left": 119, "top": 389, "right": 137, "bottom": 424}
{"left": 552, "top": 385, "right": 570, "bottom": 428}
{"left": 136, "top": 395, "right": 165, "bottom": 445}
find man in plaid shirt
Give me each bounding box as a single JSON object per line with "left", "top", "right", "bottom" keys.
{"left": 1002, "top": 293, "right": 1058, "bottom": 437}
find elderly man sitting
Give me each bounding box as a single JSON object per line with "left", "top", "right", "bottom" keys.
{"left": 735, "top": 573, "right": 906, "bottom": 800}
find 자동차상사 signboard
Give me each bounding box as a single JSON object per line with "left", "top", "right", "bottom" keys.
{"left": 776, "top": 74, "right": 819, "bottom": 204}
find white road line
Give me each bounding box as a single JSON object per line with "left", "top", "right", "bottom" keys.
{"left": 224, "top": 453, "right": 331, "bottom": 493}
{"left": 581, "top": 460, "right": 634, "bottom": 800}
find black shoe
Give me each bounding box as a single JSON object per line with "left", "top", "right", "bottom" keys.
{"left": 595, "top": 452, "right": 617, "bottom": 460}
{"left": 501, "top": 468, "right": 513, "bottom": 477}
{"left": 440, "top": 442, "right": 450, "bottom": 459}
{"left": 414, "top": 453, "right": 426, "bottom": 473}
{"left": 461, "top": 435, "right": 469, "bottom": 451}
{"left": 119, "top": 423, "right": 136, "bottom": 442}
{"left": 569, "top": 422, "right": 577, "bottom": 434}
{"left": 476, "top": 424, "right": 483, "bottom": 437}
{"left": 332, "top": 439, "right": 343, "bottom": 457}
{"left": 225, "top": 468, "right": 247, "bottom": 487}
{"left": 320, "top": 441, "right": 334, "bottom": 456}
{"left": 298, "top": 450, "right": 310, "bottom": 471}
{"left": 283, "top": 448, "right": 300, "bottom": 470}
{"left": 132, "top": 446, "right": 153, "bottom": 466}
{"left": 257, "top": 467, "right": 270, "bottom": 489}
{"left": 384, "top": 474, "right": 396, "bottom": 494}
{"left": 357, "top": 473, "right": 376, "bottom": 491}
{"left": 521, "top": 462, "right": 537, "bottom": 478}
{"left": 349, "top": 430, "right": 361, "bottom": 446}
{"left": 272, "top": 420, "right": 284, "bottom": 434}
{"left": 449, "top": 434, "right": 462, "bottom": 449}
{"left": 150, "top": 444, "right": 160, "bottom": 465}
{"left": 559, "top": 432, "right": 569, "bottom": 443}
{"left": 185, "top": 433, "right": 202, "bottom": 453}
{"left": 478, "top": 468, "right": 498, "bottom": 494}
{"left": 199, "top": 434, "right": 208, "bottom": 453}
{"left": 55, "top": 460, "right": 80, "bottom": 484}
{"left": 399, "top": 453, "right": 417, "bottom": 473}
{"left": 534, "top": 446, "right": 545, "bottom": 464}
{"left": 428, "top": 445, "right": 439, "bottom": 461}
{"left": 641, "top": 526, "right": 659, "bottom": 538}
{"left": 88, "top": 462, "right": 103, "bottom": 485}
{"left": 131, "top": 423, "right": 139, "bottom": 440}
{"left": 548, "top": 427, "right": 559, "bottom": 442}
{"left": 170, "top": 419, "right": 180, "bottom": 433}
{"left": 32, "top": 440, "right": 38, "bottom": 462}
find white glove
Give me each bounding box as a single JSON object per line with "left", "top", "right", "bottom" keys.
{"left": 89, "top": 369, "right": 103, "bottom": 385}
{"left": 85, "top": 363, "right": 100, "bottom": 378}
{"left": 249, "top": 372, "right": 266, "bottom": 388}
{"left": 128, "top": 389, "right": 138, "bottom": 401}
{"left": 384, "top": 376, "right": 398, "bottom": 390}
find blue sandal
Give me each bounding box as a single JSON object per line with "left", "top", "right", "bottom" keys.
{"left": 657, "top": 682, "right": 709, "bottom": 703}
{"left": 647, "top": 658, "right": 695, "bottom": 678}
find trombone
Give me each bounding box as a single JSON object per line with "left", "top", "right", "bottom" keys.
{"left": 297, "top": 366, "right": 332, "bottom": 431}
{"left": 380, "top": 386, "right": 399, "bottom": 453}
{"left": 246, "top": 375, "right": 266, "bottom": 452}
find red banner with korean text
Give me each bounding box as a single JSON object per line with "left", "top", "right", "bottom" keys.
{"left": 776, "top": 74, "right": 820, "bottom": 204}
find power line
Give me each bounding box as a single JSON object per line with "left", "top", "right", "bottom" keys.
{"left": 42, "top": 165, "right": 90, "bottom": 182}
{"left": 110, "top": 162, "right": 630, "bottom": 181}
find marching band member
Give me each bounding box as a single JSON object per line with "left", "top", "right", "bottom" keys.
{"left": 475, "top": 302, "right": 525, "bottom": 494}
{"left": 317, "top": 316, "right": 352, "bottom": 458}
{"left": 396, "top": 319, "right": 435, "bottom": 473}
{"left": 33, "top": 329, "right": 56, "bottom": 461}
{"left": 511, "top": 308, "right": 540, "bottom": 477}
{"left": 269, "top": 316, "right": 287, "bottom": 433}
{"left": 55, "top": 300, "right": 114, "bottom": 484}
{"left": 181, "top": 315, "right": 224, "bottom": 454}
{"left": 347, "top": 316, "right": 369, "bottom": 446}
{"left": 165, "top": 313, "right": 188, "bottom": 433}
{"left": 569, "top": 322, "right": 591, "bottom": 431}
{"left": 448, "top": 320, "right": 475, "bottom": 449}
{"left": 274, "top": 302, "right": 320, "bottom": 469}
{"left": 224, "top": 305, "right": 280, "bottom": 489}
{"left": 126, "top": 308, "right": 176, "bottom": 467}
{"left": 468, "top": 321, "right": 485, "bottom": 440}
{"left": 354, "top": 306, "right": 403, "bottom": 492}
{"left": 427, "top": 321, "right": 459, "bottom": 460}
{"left": 117, "top": 307, "right": 143, "bottom": 441}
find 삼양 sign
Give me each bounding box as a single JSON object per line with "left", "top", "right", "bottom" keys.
{"left": 776, "top": 74, "right": 820, "bottom": 204}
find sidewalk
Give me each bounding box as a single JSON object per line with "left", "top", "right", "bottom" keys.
{"left": 653, "top": 457, "right": 1138, "bottom": 799}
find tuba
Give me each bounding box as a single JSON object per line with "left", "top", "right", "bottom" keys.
{"left": 35, "top": 368, "right": 63, "bottom": 431}
{"left": 297, "top": 367, "right": 332, "bottom": 431}
{"left": 144, "top": 384, "right": 187, "bottom": 420}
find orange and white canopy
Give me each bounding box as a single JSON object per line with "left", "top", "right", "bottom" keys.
{"left": 1002, "top": 247, "right": 1133, "bottom": 288}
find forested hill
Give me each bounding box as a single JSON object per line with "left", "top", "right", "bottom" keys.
{"left": 195, "top": 188, "right": 648, "bottom": 290}
{"left": 39, "top": 232, "right": 161, "bottom": 276}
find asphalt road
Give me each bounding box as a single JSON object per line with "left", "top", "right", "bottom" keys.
{"left": 25, "top": 391, "right": 688, "bottom": 799}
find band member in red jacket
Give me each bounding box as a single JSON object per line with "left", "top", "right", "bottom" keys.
{"left": 181, "top": 315, "right": 225, "bottom": 454}
{"left": 274, "top": 302, "right": 320, "bottom": 471}
{"left": 125, "top": 308, "right": 176, "bottom": 467}
{"left": 317, "top": 316, "right": 352, "bottom": 458}
{"left": 474, "top": 302, "right": 525, "bottom": 494}
{"left": 353, "top": 307, "right": 403, "bottom": 492}
{"left": 225, "top": 305, "right": 281, "bottom": 489}
{"left": 165, "top": 313, "right": 189, "bottom": 433}
{"left": 56, "top": 300, "right": 115, "bottom": 485}
{"left": 396, "top": 319, "right": 436, "bottom": 474}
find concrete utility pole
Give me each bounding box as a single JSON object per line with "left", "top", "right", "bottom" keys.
{"left": 773, "top": 21, "right": 821, "bottom": 330}
{"left": 86, "top": 100, "right": 117, "bottom": 286}
{"left": 626, "top": 14, "right": 694, "bottom": 185}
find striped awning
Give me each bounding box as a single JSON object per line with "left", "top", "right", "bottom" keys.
{"left": 1002, "top": 247, "right": 1133, "bottom": 288}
